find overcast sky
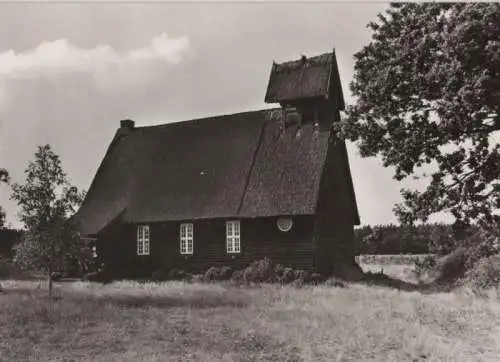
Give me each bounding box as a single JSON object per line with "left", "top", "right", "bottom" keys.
{"left": 0, "top": 2, "right": 451, "bottom": 228}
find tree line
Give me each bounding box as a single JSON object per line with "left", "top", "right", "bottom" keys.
{"left": 354, "top": 223, "right": 475, "bottom": 256}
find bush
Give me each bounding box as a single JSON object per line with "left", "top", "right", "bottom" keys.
{"left": 294, "top": 269, "right": 305, "bottom": 281}
{"left": 309, "top": 273, "right": 325, "bottom": 285}
{"left": 292, "top": 278, "right": 305, "bottom": 288}
{"left": 430, "top": 247, "right": 467, "bottom": 284}
{"left": 414, "top": 255, "right": 437, "bottom": 276}
{"left": 462, "top": 230, "right": 500, "bottom": 270}
{"left": 230, "top": 269, "right": 244, "bottom": 284}
{"left": 280, "top": 267, "right": 295, "bottom": 284}
{"left": 242, "top": 257, "right": 275, "bottom": 284}
{"left": 195, "top": 258, "right": 345, "bottom": 287}
{"left": 462, "top": 255, "right": 500, "bottom": 291}
{"left": 151, "top": 270, "right": 168, "bottom": 281}
{"left": 202, "top": 266, "right": 232, "bottom": 282}
{"left": 204, "top": 267, "right": 220, "bottom": 282}
{"left": 274, "top": 264, "right": 285, "bottom": 279}
{"left": 231, "top": 258, "right": 325, "bottom": 286}
{"left": 219, "top": 266, "right": 233, "bottom": 280}
{"left": 168, "top": 269, "right": 189, "bottom": 281}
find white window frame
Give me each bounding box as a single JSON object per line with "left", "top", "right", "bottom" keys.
{"left": 137, "top": 225, "right": 150, "bottom": 256}
{"left": 226, "top": 220, "right": 241, "bottom": 254}
{"left": 180, "top": 223, "right": 194, "bottom": 255}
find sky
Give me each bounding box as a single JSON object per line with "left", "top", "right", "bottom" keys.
{"left": 0, "top": 2, "right": 450, "bottom": 228}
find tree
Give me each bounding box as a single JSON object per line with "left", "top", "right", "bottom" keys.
{"left": 10, "top": 145, "right": 89, "bottom": 303}
{"left": 0, "top": 168, "right": 9, "bottom": 228}
{"left": 336, "top": 3, "right": 500, "bottom": 235}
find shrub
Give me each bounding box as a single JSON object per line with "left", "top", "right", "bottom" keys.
{"left": 219, "top": 266, "right": 233, "bottom": 280}
{"left": 430, "top": 247, "right": 467, "bottom": 284}
{"left": 230, "top": 269, "right": 244, "bottom": 284}
{"left": 202, "top": 266, "right": 233, "bottom": 282}
{"left": 189, "top": 258, "right": 342, "bottom": 287}
{"left": 414, "top": 255, "right": 437, "bottom": 276}
{"left": 230, "top": 258, "right": 328, "bottom": 286}
{"left": 292, "top": 269, "right": 313, "bottom": 284}
{"left": 168, "top": 269, "right": 188, "bottom": 281}
{"left": 462, "top": 230, "right": 500, "bottom": 270}
{"left": 412, "top": 230, "right": 499, "bottom": 286}
{"left": 151, "top": 270, "right": 167, "bottom": 281}
{"left": 203, "top": 267, "right": 220, "bottom": 282}
{"left": 309, "top": 273, "right": 325, "bottom": 285}
{"left": 274, "top": 264, "right": 285, "bottom": 279}
{"left": 292, "top": 278, "right": 305, "bottom": 288}
{"left": 462, "top": 255, "right": 500, "bottom": 291}
{"left": 294, "top": 269, "right": 305, "bottom": 281}
{"left": 242, "top": 257, "right": 275, "bottom": 284}
{"left": 280, "top": 267, "right": 295, "bottom": 284}
{"left": 302, "top": 270, "right": 312, "bottom": 283}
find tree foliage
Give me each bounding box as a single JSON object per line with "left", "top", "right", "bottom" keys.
{"left": 0, "top": 228, "right": 22, "bottom": 259}
{"left": 10, "top": 145, "right": 90, "bottom": 282}
{"left": 337, "top": 3, "right": 500, "bottom": 233}
{"left": 0, "top": 168, "right": 9, "bottom": 228}
{"left": 354, "top": 222, "right": 500, "bottom": 258}
{"left": 354, "top": 223, "right": 453, "bottom": 255}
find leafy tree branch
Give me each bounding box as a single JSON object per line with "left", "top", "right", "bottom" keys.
{"left": 335, "top": 3, "right": 500, "bottom": 233}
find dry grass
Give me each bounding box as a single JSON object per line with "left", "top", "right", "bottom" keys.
{"left": 1, "top": 279, "right": 500, "bottom": 362}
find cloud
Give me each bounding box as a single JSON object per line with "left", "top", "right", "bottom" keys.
{"left": 0, "top": 33, "right": 190, "bottom": 79}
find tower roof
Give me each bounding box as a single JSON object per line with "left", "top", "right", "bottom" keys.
{"left": 264, "top": 49, "right": 345, "bottom": 109}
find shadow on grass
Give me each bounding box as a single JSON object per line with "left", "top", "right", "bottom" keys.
{"left": 358, "top": 272, "right": 454, "bottom": 294}
{"left": 1, "top": 284, "right": 250, "bottom": 309}
{"left": 0, "top": 287, "right": 64, "bottom": 300}
{"left": 86, "top": 291, "right": 250, "bottom": 309}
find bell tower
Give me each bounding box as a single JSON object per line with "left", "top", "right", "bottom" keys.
{"left": 264, "top": 49, "right": 345, "bottom": 130}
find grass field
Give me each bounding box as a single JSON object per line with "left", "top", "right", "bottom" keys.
{"left": 1, "top": 278, "right": 500, "bottom": 362}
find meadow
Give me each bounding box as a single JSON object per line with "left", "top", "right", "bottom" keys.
{"left": 1, "top": 270, "right": 500, "bottom": 362}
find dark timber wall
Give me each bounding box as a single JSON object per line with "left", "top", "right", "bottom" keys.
{"left": 314, "top": 136, "right": 356, "bottom": 276}
{"left": 97, "top": 216, "right": 315, "bottom": 278}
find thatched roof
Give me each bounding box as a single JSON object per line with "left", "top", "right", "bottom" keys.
{"left": 264, "top": 50, "right": 345, "bottom": 109}
{"left": 73, "top": 108, "right": 359, "bottom": 235}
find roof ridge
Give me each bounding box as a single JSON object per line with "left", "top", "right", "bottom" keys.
{"left": 236, "top": 121, "right": 269, "bottom": 216}
{"left": 135, "top": 107, "right": 282, "bottom": 130}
